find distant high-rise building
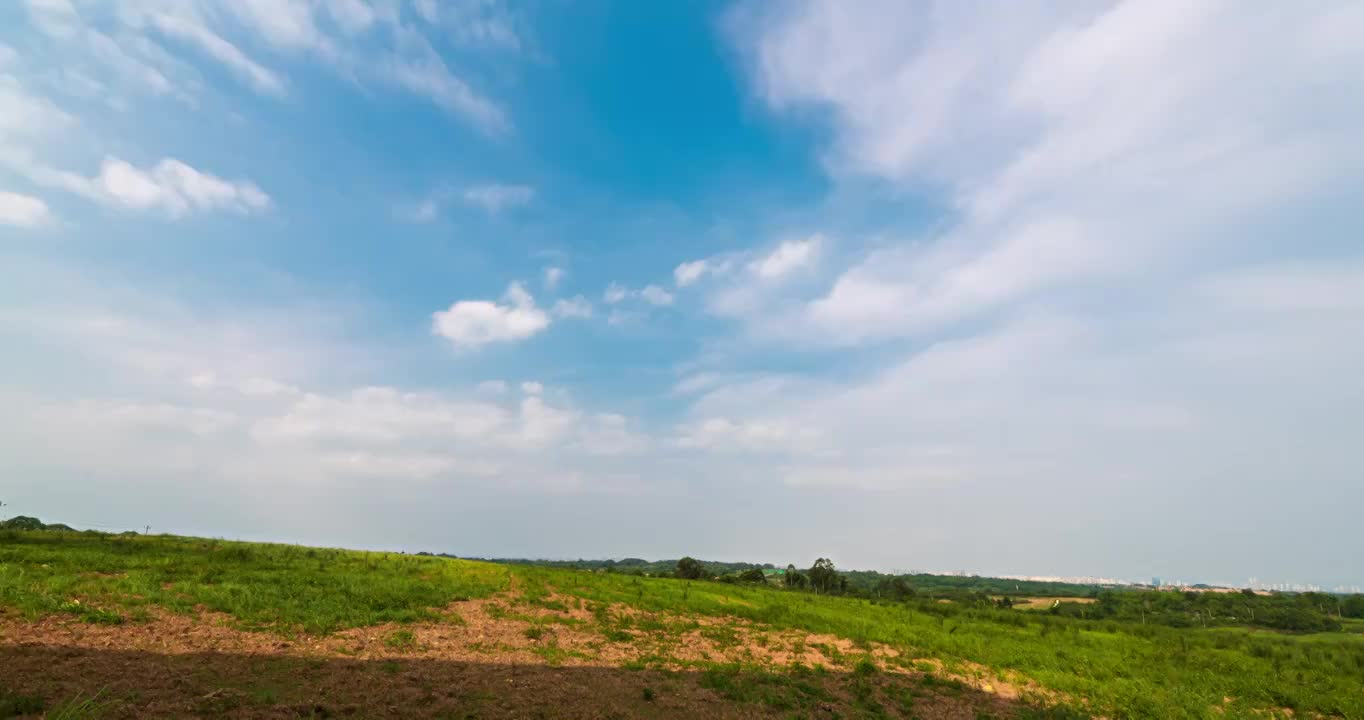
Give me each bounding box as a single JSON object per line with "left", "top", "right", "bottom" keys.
{"left": 1152, "top": 576, "right": 1162, "bottom": 587}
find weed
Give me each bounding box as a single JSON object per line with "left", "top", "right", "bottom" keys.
{"left": 854, "top": 656, "right": 878, "bottom": 676}
{"left": 46, "top": 689, "right": 110, "bottom": 720}
{"left": 385, "top": 629, "right": 416, "bottom": 651}
{"left": 601, "top": 627, "right": 633, "bottom": 643}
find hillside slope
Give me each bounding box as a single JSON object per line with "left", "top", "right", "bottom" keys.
{"left": 2, "top": 530, "right": 1361, "bottom": 718}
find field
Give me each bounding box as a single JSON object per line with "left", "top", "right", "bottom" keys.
{"left": 1003, "top": 598, "right": 1097, "bottom": 611}
{"left": 2, "top": 531, "right": 1362, "bottom": 719}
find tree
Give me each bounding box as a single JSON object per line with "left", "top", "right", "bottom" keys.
{"left": 738, "top": 568, "right": 766, "bottom": 583}
{"left": 809, "top": 558, "right": 840, "bottom": 594}
{"left": 675, "top": 556, "right": 705, "bottom": 581}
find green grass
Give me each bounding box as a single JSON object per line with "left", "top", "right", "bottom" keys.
{"left": 3, "top": 530, "right": 1362, "bottom": 719}
{"left": 43, "top": 689, "right": 110, "bottom": 720}
{"left": 509, "top": 565, "right": 1364, "bottom": 719}
{"left": 0, "top": 530, "right": 507, "bottom": 634}
{"left": 385, "top": 629, "right": 417, "bottom": 650}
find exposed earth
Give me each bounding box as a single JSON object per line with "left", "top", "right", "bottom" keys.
{"left": 1, "top": 586, "right": 1055, "bottom": 719}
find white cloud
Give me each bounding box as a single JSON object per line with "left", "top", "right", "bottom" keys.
{"left": 543, "top": 266, "right": 564, "bottom": 290}
{"left": 144, "top": 10, "right": 286, "bottom": 96}
{"left": 15, "top": 0, "right": 512, "bottom": 136}
{"left": 225, "top": 0, "right": 332, "bottom": 53}
{"left": 0, "top": 75, "right": 78, "bottom": 137}
{"left": 0, "top": 191, "right": 52, "bottom": 228}
{"left": 23, "top": 0, "right": 80, "bottom": 38}
{"left": 412, "top": 0, "right": 439, "bottom": 24}
{"left": 603, "top": 283, "right": 629, "bottom": 304}
{"left": 733, "top": 1, "right": 1364, "bottom": 346}
{"left": 639, "top": 284, "right": 675, "bottom": 306}
{"left": 603, "top": 283, "right": 674, "bottom": 307}
{"left": 1, "top": 268, "right": 658, "bottom": 510}
{"left": 403, "top": 196, "right": 440, "bottom": 223}
{"left": 476, "top": 379, "right": 508, "bottom": 394}
{"left": 463, "top": 183, "right": 534, "bottom": 212}
{"left": 326, "top": 0, "right": 378, "bottom": 34}
{"left": 676, "top": 416, "right": 817, "bottom": 453}
{"left": 749, "top": 235, "right": 820, "bottom": 279}
{"left": 431, "top": 282, "right": 551, "bottom": 348}
{"left": 552, "top": 295, "right": 592, "bottom": 319}
{"left": 36, "top": 157, "right": 271, "bottom": 218}
{"left": 674, "top": 259, "right": 709, "bottom": 286}
{"left": 606, "top": 309, "right": 634, "bottom": 326}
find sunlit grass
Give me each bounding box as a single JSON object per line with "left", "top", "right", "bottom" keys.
{"left": 0, "top": 530, "right": 507, "bottom": 634}
{"left": 3, "top": 530, "right": 1361, "bottom": 718}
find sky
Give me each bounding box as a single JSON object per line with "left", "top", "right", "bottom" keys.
{"left": 2, "top": 0, "right": 1362, "bottom": 588}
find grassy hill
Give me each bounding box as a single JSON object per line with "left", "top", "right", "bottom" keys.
{"left": 1, "top": 528, "right": 1361, "bottom": 719}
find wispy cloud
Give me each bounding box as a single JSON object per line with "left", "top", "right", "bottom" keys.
{"left": 603, "top": 282, "right": 674, "bottom": 307}
{"left": 143, "top": 10, "right": 286, "bottom": 96}
{"left": 543, "top": 266, "right": 564, "bottom": 291}
{"left": 552, "top": 295, "right": 592, "bottom": 319}
{"left": 21, "top": 156, "right": 269, "bottom": 218}
{"left": 463, "top": 183, "right": 534, "bottom": 213}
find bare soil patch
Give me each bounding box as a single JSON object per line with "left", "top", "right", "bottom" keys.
{"left": 0, "top": 591, "right": 1048, "bottom": 718}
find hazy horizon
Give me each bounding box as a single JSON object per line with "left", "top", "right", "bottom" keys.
{"left": 3, "top": 2, "right": 1361, "bottom": 590}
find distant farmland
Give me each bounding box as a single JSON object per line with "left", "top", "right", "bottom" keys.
{"left": 2, "top": 529, "right": 1362, "bottom": 718}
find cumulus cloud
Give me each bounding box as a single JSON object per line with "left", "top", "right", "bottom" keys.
{"left": 0, "top": 191, "right": 52, "bottom": 227}
{"left": 603, "top": 283, "right": 629, "bottom": 304}
{"left": 463, "top": 183, "right": 534, "bottom": 213}
{"left": 1, "top": 271, "right": 655, "bottom": 514}
{"left": 431, "top": 282, "right": 551, "bottom": 348}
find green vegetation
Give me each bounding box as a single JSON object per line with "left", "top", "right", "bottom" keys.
{"left": 0, "top": 688, "right": 45, "bottom": 717}
{"left": 3, "top": 525, "right": 1362, "bottom": 718}
{"left": 1049, "top": 588, "right": 1347, "bottom": 632}
{"left": 0, "top": 515, "right": 75, "bottom": 532}
{"left": 0, "top": 529, "right": 507, "bottom": 633}
{"left": 507, "top": 564, "right": 1364, "bottom": 718}
{"left": 482, "top": 554, "right": 1106, "bottom": 598}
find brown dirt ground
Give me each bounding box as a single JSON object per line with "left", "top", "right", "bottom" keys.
{"left": 0, "top": 590, "right": 1060, "bottom": 719}
{"left": 1011, "top": 597, "right": 1097, "bottom": 610}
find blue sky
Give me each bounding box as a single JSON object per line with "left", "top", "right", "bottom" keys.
{"left": 3, "top": 0, "right": 1362, "bottom": 588}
